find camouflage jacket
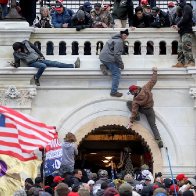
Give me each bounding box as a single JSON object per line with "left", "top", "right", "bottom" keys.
{"left": 91, "top": 9, "right": 113, "bottom": 28}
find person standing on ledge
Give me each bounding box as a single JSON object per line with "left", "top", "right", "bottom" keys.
{"left": 11, "top": 40, "right": 80, "bottom": 86}
{"left": 127, "top": 67, "right": 163, "bottom": 148}
{"left": 99, "top": 29, "right": 129, "bottom": 97}
{"left": 172, "top": 0, "right": 195, "bottom": 68}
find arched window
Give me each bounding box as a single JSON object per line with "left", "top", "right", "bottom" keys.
{"left": 123, "top": 41, "right": 129, "bottom": 55}
{"left": 34, "top": 41, "right": 41, "bottom": 51}
{"left": 159, "top": 41, "right": 166, "bottom": 55}
{"left": 84, "top": 41, "right": 91, "bottom": 55}
{"left": 134, "top": 41, "right": 141, "bottom": 55}
{"left": 59, "top": 41, "right": 66, "bottom": 55}
{"left": 96, "top": 41, "right": 104, "bottom": 55}
{"left": 46, "top": 41, "right": 54, "bottom": 55}
{"left": 72, "top": 41, "right": 79, "bottom": 55}
{"left": 146, "top": 41, "right": 154, "bottom": 55}
{"left": 171, "top": 41, "right": 178, "bottom": 55}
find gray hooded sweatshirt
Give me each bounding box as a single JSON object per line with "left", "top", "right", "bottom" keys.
{"left": 99, "top": 33, "right": 124, "bottom": 67}
{"left": 61, "top": 141, "right": 78, "bottom": 170}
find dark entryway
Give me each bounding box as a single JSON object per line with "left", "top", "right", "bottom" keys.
{"left": 75, "top": 125, "right": 153, "bottom": 174}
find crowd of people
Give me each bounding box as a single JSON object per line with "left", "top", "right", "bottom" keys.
{"left": 14, "top": 164, "right": 196, "bottom": 196}
{"left": 0, "top": 0, "right": 195, "bottom": 28}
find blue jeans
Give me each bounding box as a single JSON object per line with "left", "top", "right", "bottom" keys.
{"left": 0, "top": 4, "right": 8, "bottom": 18}
{"left": 28, "top": 59, "right": 74, "bottom": 79}
{"left": 101, "top": 61, "right": 121, "bottom": 94}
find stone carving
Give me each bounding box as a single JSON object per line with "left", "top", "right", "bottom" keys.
{"left": 189, "top": 88, "right": 196, "bottom": 99}
{"left": 5, "top": 85, "right": 20, "bottom": 99}
{"left": 0, "top": 86, "right": 37, "bottom": 107}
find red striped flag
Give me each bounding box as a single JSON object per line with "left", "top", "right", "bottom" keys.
{"left": 0, "top": 105, "right": 56, "bottom": 161}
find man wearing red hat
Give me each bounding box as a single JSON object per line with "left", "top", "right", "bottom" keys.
{"left": 127, "top": 67, "right": 163, "bottom": 148}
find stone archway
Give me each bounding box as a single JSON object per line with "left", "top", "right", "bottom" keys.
{"left": 74, "top": 115, "right": 163, "bottom": 174}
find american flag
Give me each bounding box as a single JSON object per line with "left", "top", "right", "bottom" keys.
{"left": 0, "top": 106, "right": 56, "bottom": 161}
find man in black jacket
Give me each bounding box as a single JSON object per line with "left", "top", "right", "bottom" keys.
{"left": 133, "top": 6, "right": 150, "bottom": 28}
{"left": 71, "top": 10, "right": 92, "bottom": 31}
{"left": 149, "top": 6, "right": 170, "bottom": 28}
{"left": 112, "top": 0, "right": 134, "bottom": 28}
{"left": 172, "top": 0, "right": 195, "bottom": 67}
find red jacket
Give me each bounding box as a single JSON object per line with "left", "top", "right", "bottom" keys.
{"left": 0, "top": 0, "right": 8, "bottom": 4}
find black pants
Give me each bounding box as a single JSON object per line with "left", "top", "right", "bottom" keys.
{"left": 127, "top": 101, "right": 161, "bottom": 140}
{"left": 20, "top": 0, "right": 36, "bottom": 26}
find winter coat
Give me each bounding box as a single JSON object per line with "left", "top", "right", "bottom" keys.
{"left": 35, "top": 17, "right": 52, "bottom": 28}
{"left": 130, "top": 70, "right": 157, "bottom": 122}
{"left": 149, "top": 10, "right": 170, "bottom": 28}
{"left": 99, "top": 33, "right": 124, "bottom": 67}
{"left": 96, "top": 189, "right": 105, "bottom": 196}
{"left": 71, "top": 11, "right": 92, "bottom": 30}
{"left": 91, "top": 9, "right": 113, "bottom": 28}
{"left": 51, "top": 7, "right": 74, "bottom": 28}
{"left": 133, "top": 14, "right": 150, "bottom": 27}
{"left": 61, "top": 141, "right": 78, "bottom": 170}
{"left": 13, "top": 40, "right": 44, "bottom": 66}
{"left": 112, "top": 0, "right": 134, "bottom": 26}
{"left": 177, "top": 3, "right": 193, "bottom": 36}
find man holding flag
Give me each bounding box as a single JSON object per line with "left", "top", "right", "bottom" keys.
{"left": 0, "top": 105, "right": 56, "bottom": 195}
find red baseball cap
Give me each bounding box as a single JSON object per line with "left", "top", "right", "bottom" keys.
{"left": 176, "top": 174, "right": 188, "bottom": 181}
{"left": 128, "top": 85, "right": 138, "bottom": 94}
{"left": 141, "top": 0, "right": 148, "bottom": 5}
{"left": 168, "top": 2, "right": 175, "bottom": 7}
{"left": 55, "top": 2, "right": 63, "bottom": 11}
{"left": 53, "top": 176, "right": 65, "bottom": 183}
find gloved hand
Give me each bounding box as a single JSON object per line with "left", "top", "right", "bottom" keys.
{"left": 76, "top": 26, "right": 81, "bottom": 31}
{"left": 8, "top": 61, "right": 19, "bottom": 68}
{"left": 119, "top": 64, "right": 124, "bottom": 70}
{"left": 76, "top": 25, "right": 83, "bottom": 31}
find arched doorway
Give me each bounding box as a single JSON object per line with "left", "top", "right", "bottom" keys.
{"left": 75, "top": 125, "right": 153, "bottom": 175}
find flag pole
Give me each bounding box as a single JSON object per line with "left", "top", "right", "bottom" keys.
{"left": 165, "top": 147, "right": 178, "bottom": 196}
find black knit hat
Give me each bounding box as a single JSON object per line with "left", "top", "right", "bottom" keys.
{"left": 120, "top": 29, "right": 129, "bottom": 36}
{"left": 12, "top": 42, "right": 23, "bottom": 51}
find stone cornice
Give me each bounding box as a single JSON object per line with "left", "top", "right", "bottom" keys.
{"left": 0, "top": 67, "right": 189, "bottom": 76}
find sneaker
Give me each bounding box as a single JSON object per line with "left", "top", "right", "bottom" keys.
{"left": 100, "top": 64, "right": 108, "bottom": 75}
{"left": 110, "top": 92, "right": 123, "bottom": 97}
{"left": 155, "top": 139, "right": 163, "bottom": 148}
{"left": 184, "top": 61, "right": 195, "bottom": 67}
{"left": 34, "top": 76, "right": 40, "bottom": 86}
{"left": 74, "top": 57, "right": 80, "bottom": 68}
{"left": 172, "top": 62, "right": 184, "bottom": 67}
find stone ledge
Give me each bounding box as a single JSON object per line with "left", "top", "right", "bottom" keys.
{"left": 0, "top": 67, "right": 190, "bottom": 76}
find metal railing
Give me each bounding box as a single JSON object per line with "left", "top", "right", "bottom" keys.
{"left": 39, "top": 0, "right": 191, "bottom": 12}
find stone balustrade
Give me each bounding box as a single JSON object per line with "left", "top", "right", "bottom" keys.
{"left": 0, "top": 21, "right": 195, "bottom": 69}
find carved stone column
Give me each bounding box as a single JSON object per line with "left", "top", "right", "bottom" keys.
{"left": 0, "top": 85, "right": 37, "bottom": 112}
{"left": 189, "top": 87, "right": 196, "bottom": 108}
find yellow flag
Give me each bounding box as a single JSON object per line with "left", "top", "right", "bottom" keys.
{"left": 0, "top": 155, "right": 41, "bottom": 196}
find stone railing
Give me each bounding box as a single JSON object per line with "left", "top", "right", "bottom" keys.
{"left": 0, "top": 21, "right": 195, "bottom": 69}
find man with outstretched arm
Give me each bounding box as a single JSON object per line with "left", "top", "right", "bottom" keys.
{"left": 127, "top": 67, "right": 163, "bottom": 148}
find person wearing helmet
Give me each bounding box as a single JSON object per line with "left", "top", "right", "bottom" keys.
{"left": 127, "top": 67, "right": 163, "bottom": 148}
